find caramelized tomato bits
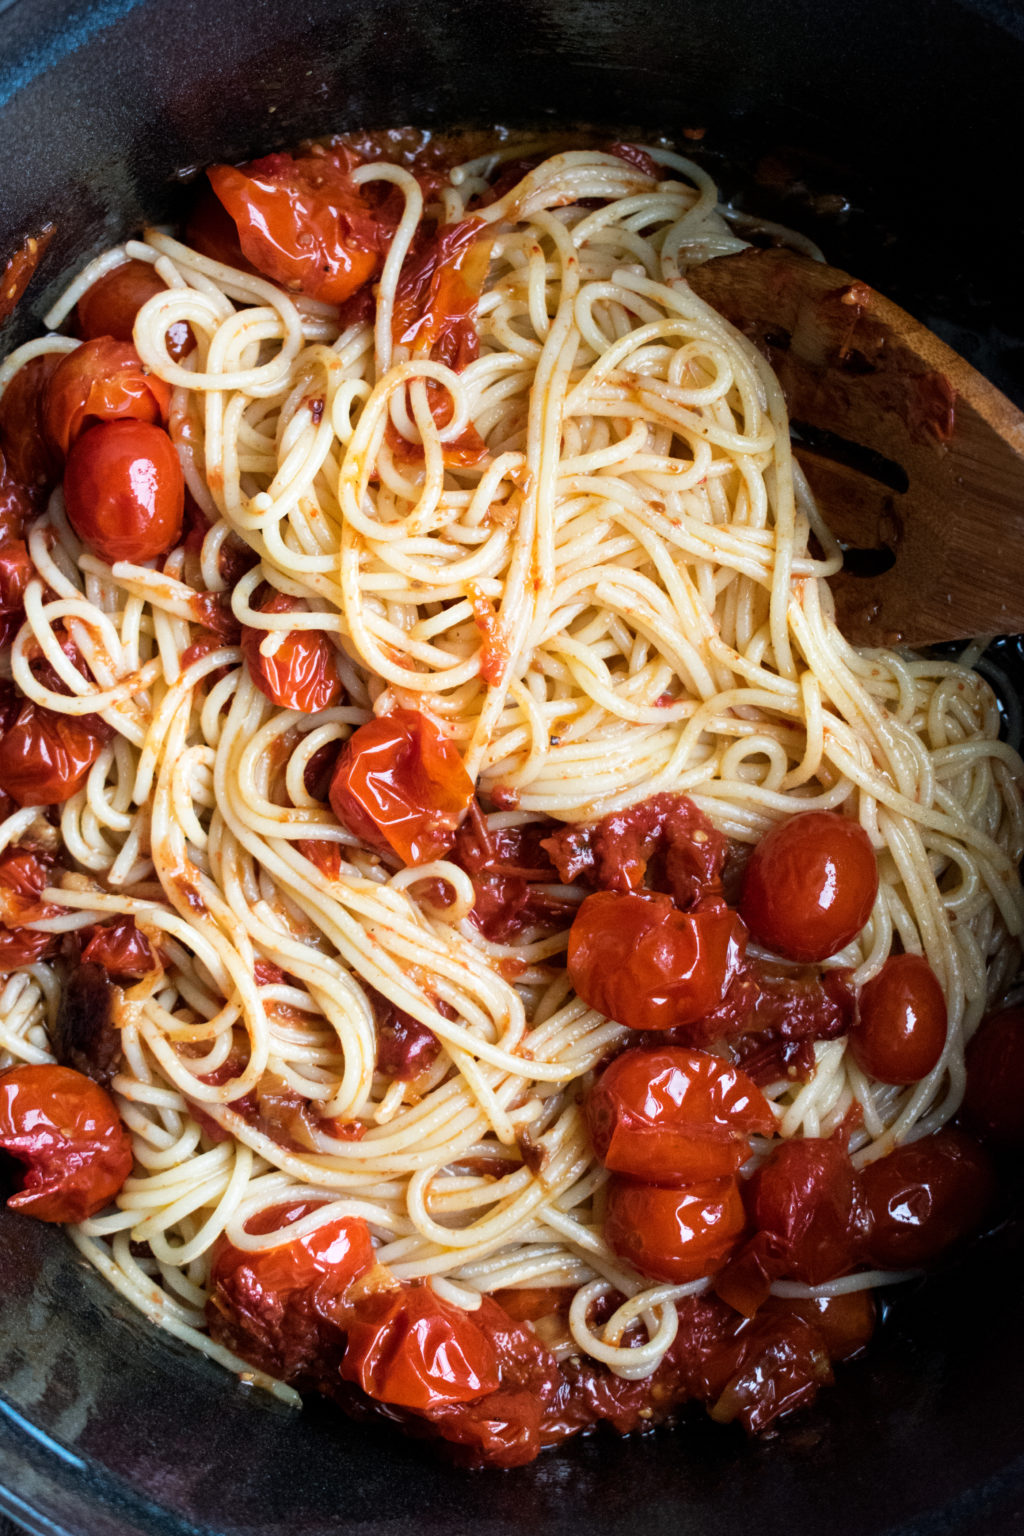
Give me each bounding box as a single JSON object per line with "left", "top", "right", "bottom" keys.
{"left": 75, "top": 260, "right": 193, "bottom": 362}
{"left": 208, "top": 1201, "right": 375, "bottom": 1381}
{"left": 43, "top": 337, "right": 171, "bottom": 456}
{"left": 341, "top": 1283, "right": 501, "bottom": 1411}
{"left": 0, "top": 689, "right": 108, "bottom": 807}
{"left": 80, "top": 915, "right": 158, "bottom": 982}
{"left": 964, "top": 1007, "right": 1024, "bottom": 1145}
{"left": 64, "top": 418, "right": 184, "bottom": 564}
{"left": 568, "top": 891, "right": 746, "bottom": 1032}
{"left": 604, "top": 1176, "right": 746, "bottom": 1284}
{"left": 329, "top": 708, "right": 474, "bottom": 865}
{"left": 207, "top": 152, "right": 385, "bottom": 304}
{"left": 849, "top": 953, "right": 947, "bottom": 1085}
{"left": 740, "top": 810, "right": 878, "bottom": 962}
{"left": 0, "top": 1063, "right": 132, "bottom": 1222}
{"left": 241, "top": 592, "right": 344, "bottom": 713}
{"left": 545, "top": 791, "right": 728, "bottom": 909}
{"left": 586, "top": 1046, "right": 774, "bottom": 1183}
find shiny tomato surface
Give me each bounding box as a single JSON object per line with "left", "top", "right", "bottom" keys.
{"left": 0, "top": 354, "right": 63, "bottom": 501}
{"left": 0, "top": 693, "right": 107, "bottom": 806}
{"left": 340, "top": 1282, "right": 500, "bottom": 1410}
{"left": 43, "top": 338, "right": 171, "bottom": 456}
{"left": 603, "top": 1174, "right": 746, "bottom": 1283}
{"left": 568, "top": 891, "right": 746, "bottom": 1032}
{"left": 0, "top": 1063, "right": 133, "bottom": 1222}
{"left": 208, "top": 153, "right": 384, "bottom": 304}
{"left": 747, "top": 1135, "right": 865, "bottom": 1285}
{"left": 329, "top": 708, "right": 474, "bottom": 865}
{"left": 64, "top": 419, "right": 184, "bottom": 564}
{"left": 0, "top": 447, "right": 33, "bottom": 543}
{"left": 964, "top": 1006, "right": 1024, "bottom": 1145}
{"left": 0, "top": 538, "right": 34, "bottom": 648}
{"left": 241, "top": 592, "right": 344, "bottom": 713}
{"left": 0, "top": 845, "right": 61, "bottom": 970}
{"left": 392, "top": 217, "right": 489, "bottom": 367}
{"left": 740, "top": 811, "right": 878, "bottom": 962}
{"left": 585, "top": 1045, "right": 774, "bottom": 1182}
{"left": 208, "top": 1200, "right": 375, "bottom": 1381}
{"left": 860, "top": 1128, "right": 994, "bottom": 1269}
{"left": 80, "top": 916, "right": 158, "bottom": 981}
{"left": 75, "top": 260, "right": 193, "bottom": 362}
{"left": 849, "top": 953, "right": 947, "bottom": 1084}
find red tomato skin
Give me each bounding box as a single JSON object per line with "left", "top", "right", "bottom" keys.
{"left": 964, "top": 1007, "right": 1024, "bottom": 1146}
{"left": 748, "top": 1135, "right": 865, "bottom": 1285}
{"left": 240, "top": 592, "right": 344, "bottom": 714}
{"left": 860, "top": 1128, "right": 995, "bottom": 1269}
{"left": 740, "top": 811, "right": 878, "bottom": 962}
{"left": 79, "top": 916, "right": 158, "bottom": 982}
{"left": 43, "top": 337, "right": 171, "bottom": 457}
{"left": 568, "top": 890, "right": 747, "bottom": 1032}
{"left": 329, "top": 708, "right": 474, "bottom": 865}
{"left": 849, "top": 953, "right": 947, "bottom": 1085}
{"left": 0, "top": 355, "right": 64, "bottom": 501}
{"left": 208, "top": 156, "right": 381, "bottom": 304}
{"left": 0, "top": 1063, "right": 133, "bottom": 1222}
{"left": 0, "top": 694, "right": 106, "bottom": 806}
{"left": 63, "top": 419, "right": 184, "bottom": 564}
{"left": 603, "top": 1174, "right": 746, "bottom": 1283}
{"left": 586, "top": 1045, "right": 774, "bottom": 1183}
{"left": 340, "top": 1282, "right": 500, "bottom": 1410}
{"left": 208, "top": 1200, "right": 375, "bottom": 1382}
{"left": 0, "top": 844, "right": 63, "bottom": 970}
{"left": 75, "top": 261, "right": 193, "bottom": 362}
{"left": 0, "top": 447, "right": 33, "bottom": 543}
{"left": 0, "top": 538, "right": 34, "bottom": 648}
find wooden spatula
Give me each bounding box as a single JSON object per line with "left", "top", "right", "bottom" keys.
{"left": 686, "top": 247, "right": 1024, "bottom": 647}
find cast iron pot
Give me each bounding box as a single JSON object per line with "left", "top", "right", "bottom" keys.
{"left": 1, "top": 1, "right": 1023, "bottom": 1531}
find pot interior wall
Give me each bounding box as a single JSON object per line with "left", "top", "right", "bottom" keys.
{"left": 0, "top": 1, "right": 1023, "bottom": 1532}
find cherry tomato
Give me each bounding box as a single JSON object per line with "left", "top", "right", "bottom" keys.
{"left": 0, "top": 1063, "right": 133, "bottom": 1222}
{"left": 860, "top": 1128, "right": 995, "bottom": 1269}
{"left": 241, "top": 592, "right": 344, "bottom": 714}
{"left": 740, "top": 811, "right": 878, "bottom": 962}
{"left": 603, "top": 1174, "right": 746, "bottom": 1283}
{"left": 63, "top": 419, "right": 184, "bottom": 564}
{"left": 849, "top": 953, "right": 947, "bottom": 1085}
{"left": 0, "top": 844, "right": 62, "bottom": 970}
{"left": 393, "top": 217, "right": 489, "bottom": 369}
{"left": 586, "top": 1046, "right": 774, "bottom": 1183}
{"left": 79, "top": 916, "right": 158, "bottom": 982}
{"left": 75, "top": 260, "right": 193, "bottom": 362}
{"left": 0, "top": 446, "right": 32, "bottom": 543}
{"left": 373, "top": 1003, "right": 441, "bottom": 1082}
{"left": 747, "top": 1135, "right": 865, "bottom": 1285}
{"left": 568, "top": 891, "right": 747, "bottom": 1032}
{"left": 186, "top": 188, "right": 255, "bottom": 271}
{"left": 0, "top": 693, "right": 107, "bottom": 807}
{"left": 208, "top": 1200, "right": 375, "bottom": 1381}
{"left": 329, "top": 708, "right": 474, "bottom": 865}
{"left": 769, "top": 1291, "right": 876, "bottom": 1362}
{"left": 0, "top": 538, "right": 33, "bottom": 648}
{"left": 0, "top": 353, "right": 63, "bottom": 501}
{"left": 706, "top": 1308, "right": 832, "bottom": 1434}
{"left": 208, "top": 153, "right": 384, "bottom": 304}
{"left": 340, "top": 1282, "right": 500, "bottom": 1410}
{"left": 964, "top": 1007, "right": 1024, "bottom": 1145}
{"left": 43, "top": 337, "right": 171, "bottom": 457}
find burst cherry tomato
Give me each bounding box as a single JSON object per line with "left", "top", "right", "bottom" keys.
{"left": 43, "top": 337, "right": 171, "bottom": 457}
{"left": 964, "top": 1007, "right": 1024, "bottom": 1146}
{"left": 586, "top": 1046, "right": 774, "bottom": 1183}
{"left": 75, "top": 260, "right": 193, "bottom": 362}
{"left": 603, "top": 1174, "right": 745, "bottom": 1283}
{"left": 241, "top": 592, "right": 344, "bottom": 714}
{"left": 747, "top": 1135, "right": 865, "bottom": 1285}
{"left": 329, "top": 708, "right": 474, "bottom": 865}
{"left": 0, "top": 694, "right": 107, "bottom": 807}
{"left": 849, "top": 953, "right": 947, "bottom": 1085}
{"left": 207, "top": 153, "right": 385, "bottom": 304}
{"left": 568, "top": 891, "right": 746, "bottom": 1032}
{"left": 860, "top": 1128, "right": 994, "bottom": 1269}
{"left": 740, "top": 811, "right": 878, "bottom": 962}
{"left": 208, "top": 1200, "right": 375, "bottom": 1381}
{"left": 79, "top": 916, "right": 158, "bottom": 982}
{"left": 340, "top": 1282, "right": 500, "bottom": 1410}
{"left": 63, "top": 419, "right": 184, "bottom": 564}
{"left": 0, "top": 446, "right": 32, "bottom": 543}
{"left": 0, "top": 353, "right": 63, "bottom": 500}
{"left": 0, "top": 844, "right": 61, "bottom": 971}
{"left": 0, "top": 538, "right": 33, "bottom": 648}
{"left": 0, "top": 1063, "right": 133, "bottom": 1222}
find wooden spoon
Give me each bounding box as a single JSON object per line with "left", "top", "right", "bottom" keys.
{"left": 686, "top": 247, "right": 1024, "bottom": 647}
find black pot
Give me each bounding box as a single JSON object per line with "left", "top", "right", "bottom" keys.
{"left": 1, "top": 2, "right": 1023, "bottom": 1532}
